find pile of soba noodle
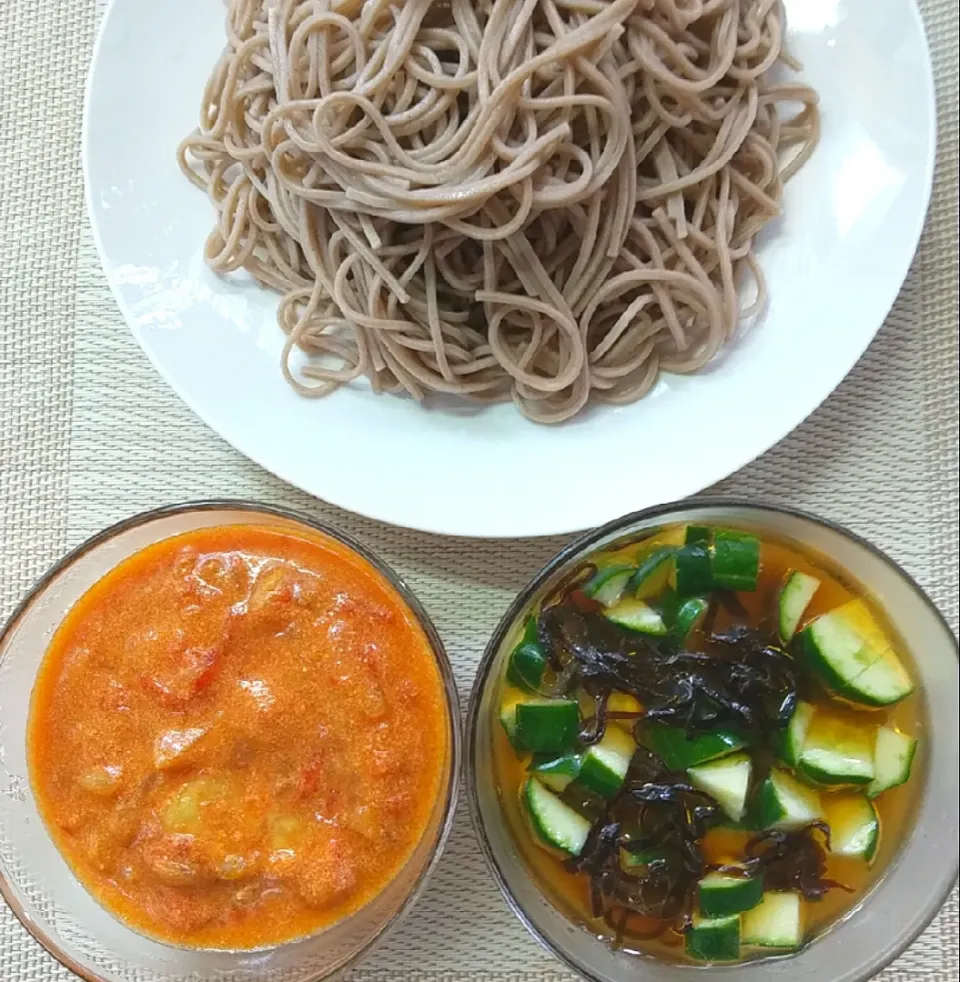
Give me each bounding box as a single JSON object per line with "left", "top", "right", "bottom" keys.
{"left": 178, "top": 0, "right": 819, "bottom": 423}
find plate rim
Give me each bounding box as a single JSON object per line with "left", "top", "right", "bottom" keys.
{"left": 81, "top": 0, "right": 938, "bottom": 539}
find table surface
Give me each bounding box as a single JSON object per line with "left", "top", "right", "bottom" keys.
{"left": 1, "top": 1, "right": 957, "bottom": 980}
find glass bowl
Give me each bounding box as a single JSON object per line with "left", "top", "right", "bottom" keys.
{"left": 0, "top": 501, "right": 460, "bottom": 982}
{"left": 465, "top": 498, "right": 959, "bottom": 982}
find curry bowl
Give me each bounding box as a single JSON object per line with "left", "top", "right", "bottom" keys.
{"left": 0, "top": 502, "right": 460, "bottom": 982}
{"left": 465, "top": 499, "right": 958, "bottom": 982}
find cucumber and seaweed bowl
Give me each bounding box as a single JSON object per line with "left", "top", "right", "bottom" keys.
{"left": 464, "top": 501, "right": 959, "bottom": 982}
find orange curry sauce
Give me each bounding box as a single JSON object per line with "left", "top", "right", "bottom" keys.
{"left": 27, "top": 524, "right": 450, "bottom": 949}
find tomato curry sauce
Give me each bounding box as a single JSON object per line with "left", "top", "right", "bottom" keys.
{"left": 27, "top": 524, "right": 450, "bottom": 949}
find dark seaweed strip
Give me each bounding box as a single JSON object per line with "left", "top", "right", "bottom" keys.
{"left": 536, "top": 602, "right": 797, "bottom": 737}
{"left": 564, "top": 748, "right": 718, "bottom": 928}
{"left": 712, "top": 823, "right": 852, "bottom": 901}
{"left": 529, "top": 568, "right": 809, "bottom": 941}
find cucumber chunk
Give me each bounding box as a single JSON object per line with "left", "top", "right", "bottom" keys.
{"left": 584, "top": 564, "right": 635, "bottom": 608}
{"left": 523, "top": 779, "right": 591, "bottom": 857}
{"left": 800, "top": 603, "right": 882, "bottom": 693}
{"left": 742, "top": 892, "right": 804, "bottom": 949}
{"left": 499, "top": 695, "right": 525, "bottom": 749}
{"left": 834, "top": 599, "right": 890, "bottom": 650}
{"left": 867, "top": 726, "right": 918, "bottom": 798}
{"left": 578, "top": 726, "right": 636, "bottom": 799}
{"left": 825, "top": 793, "right": 880, "bottom": 863}
{"left": 670, "top": 596, "right": 710, "bottom": 642}
{"left": 712, "top": 529, "right": 760, "bottom": 591}
{"left": 698, "top": 872, "right": 763, "bottom": 917}
{"left": 685, "top": 525, "right": 713, "bottom": 545}
{"left": 756, "top": 767, "right": 822, "bottom": 829}
{"left": 845, "top": 650, "right": 915, "bottom": 707}
{"left": 506, "top": 619, "right": 547, "bottom": 692}
{"left": 688, "top": 752, "right": 752, "bottom": 823}
{"left": 676, "top": 543, "right": 713, "bottom": 595}
{"left": 627, "top": 546, "right": 675, "bottom": 599}
{"left": 800, "top": 602, "right": 913, "bottom": 707}
{"left": 641, "top": 722, "right": 748, "bottom": 771}
{"left": 780, "top": 701, "right": 815, "bottom": 768}
{"left": 778, "top": 570, "right": 820, "bottom": 642}
{"left": 605, "top": 598, "right": 667, "bottom": 636}
{"left": 515, "top": 699, "right": 580, "bottom": 753}
{"left": 798, "top": 711, "right": 875, "bottom": 787}
{"left": 528, "top": 753, "right": 582, "bottom": 793}
{"left": 685, "top": 913, "right": 741, "bottom": 962}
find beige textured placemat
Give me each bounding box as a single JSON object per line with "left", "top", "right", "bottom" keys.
{"left": 1, "top": 0, "right": 957, "bottom": 979}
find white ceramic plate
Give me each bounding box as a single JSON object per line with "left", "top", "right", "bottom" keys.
{"left": 84, "top": 0, "right": 935, "bottom": 538}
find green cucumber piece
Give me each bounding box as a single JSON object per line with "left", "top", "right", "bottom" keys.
{"left": 780, "top": 701, "right": 815, "bottom": 768}
{"left": 671, "top": 596, "right": 710, "bottom": 642}
{"left": 844, "top": 650, "right": 915, "bottom": 707}
{"left": 797, "top": 711, "right": 875, "bottom": 787}
{"left": 685, "top": 913, "right": 740, "bottom": 962}
{"left": 578, "top": 726, "right": 636, "bottom": 799}
{"left": 742, "top": 892, "right": 803, "bottom": 949}
{"left": 523, "top": 779, "right": 591, "bottom": 857}
{"left": 800, "top": 609, "right": 880, "bottom": 694}
{"left": 712, "top": 529, "right": 760, "bottom": 591}
{"left": 528, "top": 753, "right": 582, "bottom": 793}
{"left": 506, "top": 618, "right": 547, "bottom": 692}
{"left": 641, "top": 722, "right": 748, "bottom": 771}
{"left": 499, "top": 696, "right": 525, "bottom": 750}
{"left": 800, "top": 602, "right": 913, "bottom": 707}
{"left": 832, "top": 599, "right": 891, "bottom": 649}
{"left": 627, "top": 546, "right": 675, "bottom": 599}
{"left": 685, "top": 525, "right": 713, "bottom": 545}
{"left": 867, "top": 726, "right": 918, "bottom": 798}
{"left": 825, "top": 793, "right": 880, "bottom": 863}
{"left": 675, "top": 543, "right": 713, "bottom": 596}
{"left": 688, "top": 752, "right": 752, "bottom": 823}
{"left": 605, "top": 598, "right": 667, "bottom": 636}
{"left": 756, "top": 767, "right": 822, "bottom": 829}
{"left": 515, "top": 699, "right": 580, "bottom": 753}
{"left": 778, "top": 570, "right": 820, "bottom": 642}
{"left": 585, "top": 564, "right": 635, "bottom": 607}
{"left": 657, "top": 586, "right": 681, "bottom": 626}
{"left": 698, "top": 872, "right": 763, "bottom": 917}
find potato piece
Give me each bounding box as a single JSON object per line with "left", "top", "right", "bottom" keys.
{"left": 268, "top": 813, "right": 306, "bottom": 853}
{"left": 78, "top": 764, "right": 124, "bottom": 797}
{"left": 162, "top": 776, "right": 232, "bottom": 834}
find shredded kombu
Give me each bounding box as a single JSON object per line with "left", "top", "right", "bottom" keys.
{"left": 534, "top": 570, "right": 842, "bottom": 943}
{"left": 723, "top": 823, "right": 854, "bottom": 901}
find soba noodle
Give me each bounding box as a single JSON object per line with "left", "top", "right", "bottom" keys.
{"left": 178, "top": 0, "right": 819, "bottom": 423}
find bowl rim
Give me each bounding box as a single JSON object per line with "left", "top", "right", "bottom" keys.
{"left": 464, "top": 495, "right": 960, "bottom": 982}
{"left": 0, "top": 499, "right": 462, "bottom": 982}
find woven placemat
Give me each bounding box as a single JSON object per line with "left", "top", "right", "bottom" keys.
{"left": 1, "top": 0, "right": 957, "bottom": 979}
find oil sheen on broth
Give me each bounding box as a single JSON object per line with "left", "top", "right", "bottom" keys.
{"left": 493, "top": 524, "right": 921, "bottom": 965}
{"left": 28, "top": 524, "right": 450, "bottom": 950}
